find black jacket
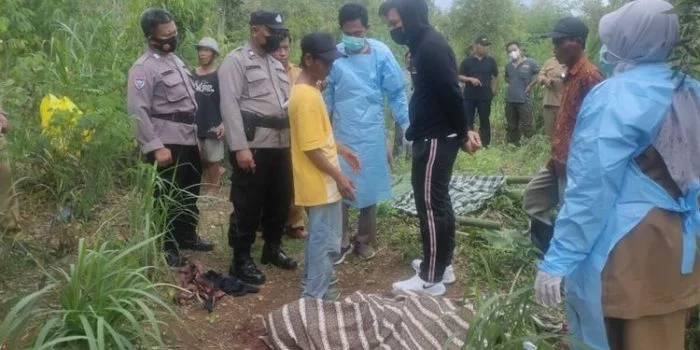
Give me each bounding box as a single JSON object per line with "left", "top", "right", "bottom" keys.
{"left": 397, "top": 0, "right": 466, "bottom": 141}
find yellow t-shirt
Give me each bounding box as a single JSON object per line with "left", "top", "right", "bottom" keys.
{"left": 288, "top": 84, "right": 342, "bottom": 207}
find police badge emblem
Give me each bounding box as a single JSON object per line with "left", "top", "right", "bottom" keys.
{"left": 134, "top": 77, "right": 146, "bottom": 90}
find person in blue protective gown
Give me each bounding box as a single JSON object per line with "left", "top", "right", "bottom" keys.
{"left": 533, "top": 1, "right": 700, "bottom": 349}
{"left": 323, "top": 3, "right": 409, "bottom": 262}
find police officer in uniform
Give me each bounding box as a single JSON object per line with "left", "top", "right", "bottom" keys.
{"left": 219, "top": 11, "right": 297, "bottom": 285}
{"left": 127, "top": 8, "right": 214, "bottom": 267}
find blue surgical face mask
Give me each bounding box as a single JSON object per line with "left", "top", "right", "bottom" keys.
{"left": 599, "top": 45, "right": 616, "bottom": 78}
{"left": 342, "top": 34, "right": 366, "bottom": 53}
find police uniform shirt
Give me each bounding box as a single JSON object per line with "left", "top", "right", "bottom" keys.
{"left": 127, "top": 48, "right": 198, "bottom": 154}
{"left": 218, "top": 42, "right": 291, "bottom": 152}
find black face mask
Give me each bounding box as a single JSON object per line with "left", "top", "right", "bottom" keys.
{"left": 390, "top": 27, "right": 408, "bottom": 46}
{"left": 261, "top": 32, "right": 282, "bottom": 53}
{"left": 152, "top": 34, "right": 179, "bottom": 53}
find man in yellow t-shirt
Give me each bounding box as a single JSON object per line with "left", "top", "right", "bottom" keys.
{"left": 289, "top": 32, "right": 357, "bottom": 300}
{"left": 272, "top": 33, "right": 306, "bottom": 239}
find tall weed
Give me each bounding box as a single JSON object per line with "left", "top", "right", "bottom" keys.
{"left": 463, "top": 287, "right": 563, "bottom": 350}
{"left": 0, "top": 164, "right": 180, "bottom": 349}
{"left": 0, "top": 0, "right": 221, "bottom": 222}
{"left": 0, "top": 238, "right": 178, "bottom": 349}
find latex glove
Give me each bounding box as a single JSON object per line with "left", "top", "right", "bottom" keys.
{"left": 534, "top": 270, "right": 562, "bottom": 307}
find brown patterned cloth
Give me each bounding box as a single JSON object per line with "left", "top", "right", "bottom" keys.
{"left": 548, "top": 56, "right": 604, "bottom": 179}
{"left": 262, "top": 291, "right": 472, "bottom": 350}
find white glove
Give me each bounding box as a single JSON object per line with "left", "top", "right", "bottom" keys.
{"left": 534, "top": 270, "right": 562, "bottom": 307}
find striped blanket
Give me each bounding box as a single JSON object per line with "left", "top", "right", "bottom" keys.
{"left": 262, "top": 291, "right": 472, "bottom": 350}
{"left": 391, "top": 174, "right": 507, "bottom": 216}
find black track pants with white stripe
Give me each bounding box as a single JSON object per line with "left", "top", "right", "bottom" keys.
{"left": 411, "top": 137, "right": 460, "bottom": 283}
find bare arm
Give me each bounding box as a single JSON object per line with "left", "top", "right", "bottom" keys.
{"left": 305, "top": 149, "right": 356, "bottom": 201}
{"left": 459, "top": 75, "right": 481, "bottom": 86}
{"left": 336, "top": 143, "right": 361, "bottom": 173}
{"left": 526, "top": 80, "right": 538, "bottom": 93}
{"left": 305, "top": 149, "right": 343, "bottom": 180}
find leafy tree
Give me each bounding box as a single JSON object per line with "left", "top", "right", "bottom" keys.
{"left": 446, "top": 0, "right": 520, "bottom": 60}
{"left": 672, "top": 0, "right": 700, "bottom": 78}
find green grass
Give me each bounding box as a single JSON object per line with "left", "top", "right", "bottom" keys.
{"left": 455, "top": 136, "right": 550, "bottom": 176}
{"left": 0, "top": 238, "right": 178, "bottom": 349}
{"left": 0, "top": 164, "right": 182, "bottom": 349}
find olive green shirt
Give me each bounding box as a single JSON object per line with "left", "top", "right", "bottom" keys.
{"left": 539, "top": 57, "right": 566, "bottom": 107}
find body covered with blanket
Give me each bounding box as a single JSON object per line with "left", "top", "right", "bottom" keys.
{"left": 263, "top": 291, "right": 471, "bottom": 349}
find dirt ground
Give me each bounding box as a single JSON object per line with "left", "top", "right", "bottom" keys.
{"left": 165, "top": 187, "right": 464, "bottom": 349}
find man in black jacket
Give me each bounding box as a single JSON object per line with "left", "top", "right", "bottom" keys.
{"left": 380, "top": 0, "right": 481, "bottom": 296}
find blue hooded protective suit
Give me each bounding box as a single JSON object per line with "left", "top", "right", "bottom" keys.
{"left": 539, "top": 1, "right": 700, "bottom": 348}
{"left": 323, "top": 38, "right": 409, "bottom": 209}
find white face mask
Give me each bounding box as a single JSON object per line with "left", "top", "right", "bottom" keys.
{"left": 509, "top": 50, "right": 521, "bottom": 60}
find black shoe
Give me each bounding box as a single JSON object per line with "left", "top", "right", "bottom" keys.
{"left": 230, "top": 258, "right": 266, "bottom": 285}
{"left": 165, "top": 249, "right": 188, "bottom": 267}
{"left": 179, "top": 236, "right": 214, "bottom": 252}
{"left": 261, "top": 248, "right": 298, "bottom": 270}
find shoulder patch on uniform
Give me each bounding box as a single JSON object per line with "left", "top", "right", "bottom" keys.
{"left": 134, "top": 76, "right": 146, "bottom": 90}
{"left": 134, "top": 54, "right": 150, "bottom": 65}
{"left": 229, "top": 47, "right": 247, "bottom": 61}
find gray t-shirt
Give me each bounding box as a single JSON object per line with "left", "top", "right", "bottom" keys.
{"left": 505, "top": 58, "right": 541, "bottom": 103}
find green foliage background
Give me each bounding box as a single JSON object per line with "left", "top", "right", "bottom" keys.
{"left": 0, "top": 0, "right": 698, "bottom": 347}
{"left": 1, "top": 0, "right": 697, "bottom": 220}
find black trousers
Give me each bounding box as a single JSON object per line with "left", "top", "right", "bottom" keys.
{"left": 228, "top": 148, "right": 292, "bottom": 260}
{"left": 146, "top": 144, "right": 202, "bottom": 252}
{"left": 412, "top": 137, "right": 459, "bottom": 283}
{"left": 464, "top": 99, "right": 492, "bottom": 147}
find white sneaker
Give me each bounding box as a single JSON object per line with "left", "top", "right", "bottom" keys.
{"left": 411, "top": 259, "right": 456, "bottom": 284}
{"left": 392, "top": 273, "right": 446, "bottom": 296}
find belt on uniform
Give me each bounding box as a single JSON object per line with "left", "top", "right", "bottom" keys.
{"left": 151, "top": 112, "right": 196, "bottom": 125}
{"left": 241, "top": 110, "right": 289, "bottom": 141}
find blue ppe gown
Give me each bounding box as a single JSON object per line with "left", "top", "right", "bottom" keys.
{"left": 539, "top": 63, "right": 700, "bottom": 349}
{"left": 323, "top": 39, "right": 409, "bottom": 209}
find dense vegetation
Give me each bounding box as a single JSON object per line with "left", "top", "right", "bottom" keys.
{"left": 0, "top": 0, "right": 698, "bottom": 348}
